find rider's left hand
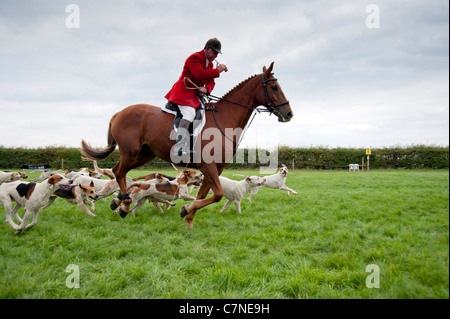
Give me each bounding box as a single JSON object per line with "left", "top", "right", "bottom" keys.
{"left": 198, "top": 87, "right": 208, "bottom": 96}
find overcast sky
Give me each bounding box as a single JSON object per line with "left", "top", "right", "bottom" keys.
{"left": 0, "top": 0, "right": 448, "bottom": 150}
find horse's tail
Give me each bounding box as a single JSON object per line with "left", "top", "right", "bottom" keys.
{"left": 80, "top": 113, "right": 118, "bottom": 161}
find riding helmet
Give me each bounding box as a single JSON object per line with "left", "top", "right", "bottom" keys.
{"left": 204, "top": 38, "right": 222, "bottom": 54}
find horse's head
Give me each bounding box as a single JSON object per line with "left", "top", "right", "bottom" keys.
{"left": 255, "top": 62, "right": 293, "bottom": 122}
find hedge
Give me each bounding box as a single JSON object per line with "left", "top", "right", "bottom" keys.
{"left": 0, "top": 145, "right": 448, "bottom": 170}
{"left": 277, "top": 145, "right": 449, "bottom": 169}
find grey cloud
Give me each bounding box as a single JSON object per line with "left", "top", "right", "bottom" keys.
{"left": 0, "top": 0, "right": 448, "bottom": 148}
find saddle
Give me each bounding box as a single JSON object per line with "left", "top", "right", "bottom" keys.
{"left": 164, "top": 102, "right": 205, "bottom": 138}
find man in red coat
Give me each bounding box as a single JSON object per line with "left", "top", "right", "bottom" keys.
{"left": 166, "top": 38, "right": 228, "bottom": 158}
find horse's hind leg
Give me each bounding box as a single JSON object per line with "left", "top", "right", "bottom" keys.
{"left": 113, "top": 152, "right": 154, "bottom": 218}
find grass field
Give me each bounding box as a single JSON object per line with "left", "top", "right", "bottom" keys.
{"left": 0, "top": 169, "right": 448, "bottom": 299}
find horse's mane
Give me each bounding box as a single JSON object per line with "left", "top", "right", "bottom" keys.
{"left": 220, "top": 74, "right": 259, "bottom": 100}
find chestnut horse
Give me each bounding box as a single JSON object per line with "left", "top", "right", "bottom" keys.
{"left": 81, "top": 62, "right": 293, "bottom": 228}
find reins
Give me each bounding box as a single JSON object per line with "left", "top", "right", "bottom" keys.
{"left": 184, "top": 77, "right": 250, "bottom": 110}
{"left": 182, "top": 68, "right": 289, "bottom": 147}
{"left": 199, "top": 96, "right": 258, "bottom": 147}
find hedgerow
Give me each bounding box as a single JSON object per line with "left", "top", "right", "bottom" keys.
{"left": 0, "top": 145, "right": 448, "bottom": 170}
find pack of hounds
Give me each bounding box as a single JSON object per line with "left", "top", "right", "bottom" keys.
{"left": 0, "top": 162, "right": 297, "bottom": 234}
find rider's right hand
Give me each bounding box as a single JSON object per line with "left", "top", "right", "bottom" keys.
{"left": 218, "top": 63, "right": 228, "bottom": 73}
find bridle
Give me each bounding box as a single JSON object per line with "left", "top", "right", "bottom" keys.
{"left": 183, "top": 70, "right": 290, "bottom": 114}
{"left": 183, "top": 69, "right": 290, "bottom": 146}
{"left": 261, "top": 72, "right": 290, "bottom": 114}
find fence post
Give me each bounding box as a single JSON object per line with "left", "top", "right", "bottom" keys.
{"left": 292, "top": 159, "right": 295, "bottom": 171}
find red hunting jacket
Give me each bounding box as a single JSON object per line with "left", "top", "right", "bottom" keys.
{"left": 165, "top": 50, "right": 220, "bottom": 109}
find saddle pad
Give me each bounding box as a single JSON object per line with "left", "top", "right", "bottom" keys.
{"left": 162, "top": 103, "right": 206, "bottom": 138}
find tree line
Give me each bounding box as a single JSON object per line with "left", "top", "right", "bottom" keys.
{"left": 0, "top": 145, "right": 448, "bottom": 170}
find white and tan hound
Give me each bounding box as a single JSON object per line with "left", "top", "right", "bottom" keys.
{"left": 246, "top": 164, "right": 297, "bottom": 202}
{"left": 0, "top": 174, "right": 73, "bottom": 233}
{"left": 125, "top": 170, "right": 203, "bottom": 216}
{"left": 0, "top": 171, "right": 28, "bottom": 184}
{"left": 44, "top": 181, "right": 100, "bottom": 217}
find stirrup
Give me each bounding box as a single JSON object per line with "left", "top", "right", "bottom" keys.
{"left": 178, "top": 148, "right": 196, "bottom": 156}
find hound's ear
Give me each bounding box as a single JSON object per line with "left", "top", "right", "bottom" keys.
{"left": 90, "top": 181, "right": 94, "bottom": 187}
{"left": 48, "top": 175, "right": 59, "bottom": 188}
{"left": 48, "top": 175, "right": 56, "bottom": 185}
{"left": 183, "top": 170, "right": 193, "bottom": 179}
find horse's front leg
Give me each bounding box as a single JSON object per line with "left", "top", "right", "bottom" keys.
{"left": 115, "top": 183, "right": 132, "bottom": 218}
{"left": 181, "top": 165, "right": 223, "bottom": 228}
{"left": 180, "top": 181, "right": 210, "bottom": 219}
{"left": 180, "top": 181, "right": 210, "bottom": 228}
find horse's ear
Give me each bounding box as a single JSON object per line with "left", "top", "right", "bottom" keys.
{"left": 264, "top": 62, "right": 275, "bottom": 77}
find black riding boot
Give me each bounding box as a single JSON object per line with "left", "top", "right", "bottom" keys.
{"left": 171, "top": 119, "right": 194, "bottom": 157}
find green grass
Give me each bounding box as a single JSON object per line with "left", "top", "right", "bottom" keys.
{"left": 0, "top": 169, "right": 448, "bottom": 299}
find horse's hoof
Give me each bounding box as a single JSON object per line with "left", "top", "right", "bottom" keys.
{"left": 180, "top": 204, "right": 189, "bottom": 218}
{"left": 118, "top": 208, "right": 128, "bottom": 218}
{"left": 110, "top": 199, "right": 119, "bottom": 210}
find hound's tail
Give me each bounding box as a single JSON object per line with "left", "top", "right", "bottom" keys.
{"left": 80, "top": 113, "right": 118, "bottom": 161}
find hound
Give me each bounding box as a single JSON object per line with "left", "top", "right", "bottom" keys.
{"left": 73, "top": 175, "right": 127, "bottom": 199}
{"left": 130, "top": 172, "right": 176, "bottom": 182}
{"left": 170, "top": 164, "right": 204, "bottom": 188}
{"left": 0, "top": 171, "right": 28, "bottom": 184}
{"left": 245, "top": 164, "right": 297, "bottom": 202}
{"left": 64, "top": 167, "right": 103, "bottom": 180}
{"left": 0, "top": 174, "right": 73, "bottom": 233}
{"left": 65, "top": 169, "right": 90, "bottom": 180}
{"left": 88, "top": 170, "right": 103, "bottom": 179}
{"left": 128, "top": 163, "right": 181, "bottom": 182}
{"left": 1, "top": 171, "right": 21, "bottom": 184}
{"left": 93, "top": 160, "right": 115, "bottom": 179}
{"left": 30, "top": 170, "right": 60, "bottom": 182}
{"left": 125, "top": 170, "right": 203, "bottom": 216}
{"left": 43, "top": 181, "right": 100, "bottom": 217}
{"left": 79, "top": 167, "right": 90, "bottom": 173}
{"left": 125, "top": 174, "right": 179, "bottom": 216}
{"left": 218, "top": 175, "right": 266, "bottom": 214}
{"left": 17, "top": 172, "right": 28, "bottom": 180}
{"left": 129, "top": 164, "right": 201, "bottom": 189}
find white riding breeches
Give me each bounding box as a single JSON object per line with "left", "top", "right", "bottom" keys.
{"left": 178, "top": 105, "right": 196, "bottom": 122}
